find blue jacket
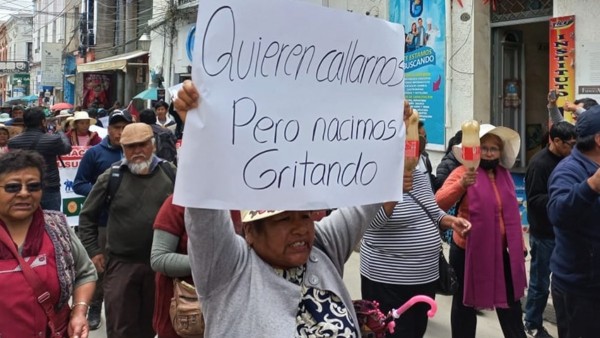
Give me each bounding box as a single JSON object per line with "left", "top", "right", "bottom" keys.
{"left": 548, "top": 147, "right": 600, "bottom": 298}
{"left": 73, "top": 137, "right": 123, "bottom": 197}
{"left": 73, "top": 137, "right": 122, "bottom": 227}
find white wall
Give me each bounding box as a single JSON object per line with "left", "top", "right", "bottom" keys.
{"left": 555, "top": 0, "right": 600, "bottom": 103}
{"left": 6, "top": 17, "right": 32, "bottom": 61}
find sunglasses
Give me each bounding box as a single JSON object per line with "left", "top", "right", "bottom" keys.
{"left": 0, "top": 182, "right": 43, "bottom": 194}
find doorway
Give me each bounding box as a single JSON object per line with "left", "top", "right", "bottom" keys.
{"left": 491, "top": 21, "right": 549, "bottom": 169}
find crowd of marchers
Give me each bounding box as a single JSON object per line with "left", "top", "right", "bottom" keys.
{"left": 0, "top": 85, "right": 599, "bottom": 338}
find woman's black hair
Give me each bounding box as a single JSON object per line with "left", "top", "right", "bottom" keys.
{"left": 0, "top": 150, "right": 45, "bottom": 180}
{"left": 445, "top": 130, "right": 463, "bottom": 155}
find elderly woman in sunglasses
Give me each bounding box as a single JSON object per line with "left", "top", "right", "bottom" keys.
{"left": 0, "top": 150, "right": 97, "bottom": 338}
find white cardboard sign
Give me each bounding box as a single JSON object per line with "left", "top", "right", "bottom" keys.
{"left": 175, "top": 0, "right": 406, "bottom": 210}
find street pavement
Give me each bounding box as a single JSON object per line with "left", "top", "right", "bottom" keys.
{"left": 90, "top": 240, "right": 558, "bottom": 338}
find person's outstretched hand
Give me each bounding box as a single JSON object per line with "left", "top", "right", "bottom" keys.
{"left": 460, "top": 167, "right": 477, "bottom": 189}
{"left": 440, "top": 215, "right": 472, "bottom": 238}
{"left": 173, "top": 80, "right": 200, "bottom": 123}
{"left": 404, "top": 100, "right": 412, "bottom": 122}
{"left": 547, "top": 89, "right": 558, "bottom": 107}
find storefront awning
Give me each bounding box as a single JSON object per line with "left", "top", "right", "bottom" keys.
{"left": 134, "top": 87, "right": 157, "bottom": 100}
{"left": 77, "top": 50, "right": 148, "bottom": 73}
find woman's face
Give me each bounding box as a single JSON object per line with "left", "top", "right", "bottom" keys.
{"left": 245, "top": 211, "right": 315, "bottom": 269}
{"left": 411, "top": 23, "right": 417, "bottom": 33}
{"left": 75, "top": 120, "right": 91, "bottom": 134}
{"left": 480, "top": 134, "right": 502, "bottom": 161}
{"left": 0, "top": 129, "right": 9, "bottom": 146}
{"left": 0, "top": 168, "right": 42, "bottom": 224}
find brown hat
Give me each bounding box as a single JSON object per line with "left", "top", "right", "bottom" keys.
{"left": 120, "top": 123, "right": 154, "bottom": 145}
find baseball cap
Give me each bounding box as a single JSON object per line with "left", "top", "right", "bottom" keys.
{"left": 109, "top": 109, "right": 132, "bottom": 125}
{"left": 120, "top": 123, "right": 154, "bottom": 145}
{"left": 575, "top": 105, "right": 600, "bottom": 138}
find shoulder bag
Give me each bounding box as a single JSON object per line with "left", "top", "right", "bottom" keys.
{"left": 0, "top": 227, "right": 70, "bottom": 337}
{"left": 170, "top": 278, "right": 205, "bottom": 337}
{"left": 407, "top": 192, "right": 459, "bottom": 296}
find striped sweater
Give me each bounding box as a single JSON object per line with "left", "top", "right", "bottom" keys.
{"left": 360, "top": 170, "right": 444, "bottom": 285}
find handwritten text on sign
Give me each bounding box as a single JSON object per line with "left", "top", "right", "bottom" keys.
{"left": 175, "top": 0, "right": 406, "bottom": 210}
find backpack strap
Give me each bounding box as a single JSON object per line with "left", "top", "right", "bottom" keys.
{"left": 104, "top": 161, "right": 124, "bottom": 207}
{"left": 104, "top": 160, "right": 174, "bottom": 207}
{"left": 158, "top": 160, "right": 176, "bottom": 183}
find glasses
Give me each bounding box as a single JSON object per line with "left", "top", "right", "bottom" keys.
{"left": 481, "top": 146, "right": 500, "bottom": 154}
{"left": 0, "top": 182, "right": 43, "bottom": 194}
{"left": 562, "top": 140, "right": 576, "bottom": 148}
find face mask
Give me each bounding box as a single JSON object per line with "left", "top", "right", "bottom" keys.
{"left": 480, "top": 158, "right": 500, "bottom": 170}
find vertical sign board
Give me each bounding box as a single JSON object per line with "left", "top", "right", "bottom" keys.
{"left": 389, "top": 0, "right": 446, "bottom": 146}
{"left": 41, "top": 42, "right": 64, "bottom": 88}
{"left": 549, "top": 16, "right": 576, "bottom": 124}
{"left": 57, "top": 146, "right": 90, "bottom": 226}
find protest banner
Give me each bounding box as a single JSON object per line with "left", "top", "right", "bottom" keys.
{"left": 175, "top": 0, "right": 406, "bottom": 210}
{"left": 57, "top": 146, "right": 89, "bottom": 226}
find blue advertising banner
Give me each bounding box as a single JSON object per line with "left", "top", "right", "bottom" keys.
{"left": 63, "top": 55, "right": 76, "bottom": 104}
{"left": 390, "top": 0, "right": 446, "bottom": 146}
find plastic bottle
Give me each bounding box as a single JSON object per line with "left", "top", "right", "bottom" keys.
{"left": 461, "top": 120, "right": 481, "bottom": 169}
{"left": 404, "top": 109, "right": 420, "bottom": 171}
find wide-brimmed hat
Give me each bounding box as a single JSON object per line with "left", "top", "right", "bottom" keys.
{"left": 56, "top": 110, "right": 73, "bottom": 118}
{"left": 452, "top": 124, "right": 520, "bottom": 169}
{"left": 241, "top": 210, "right": 285, "bottom": 223}
{"left": 0, "top": 113, "right": 11, "bottom": 123}
{"left": 120, "top": 123, "right": 154, "bottom": 145}
{"left": 70, "top": 111, "right": 97, "bottom": 127}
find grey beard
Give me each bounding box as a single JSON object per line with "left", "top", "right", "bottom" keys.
{"left": 127, "top": 158, "right": 152, "bottom": 174}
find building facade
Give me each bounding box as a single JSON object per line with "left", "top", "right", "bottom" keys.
{"left": 0, "top": 15, "right": 33, "bottom": 105}
{"left": 75, "top": 0, "right": 152, "bottom": 109}
{"left": 31, "top": 0, "right": 80, "bottom": 105}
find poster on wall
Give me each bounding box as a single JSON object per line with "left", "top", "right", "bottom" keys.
{"left": 57, "top": 146, "right": 89, "bottom": 226}
{"left": 82, "top": 73, "right": 111, "bottom": 109}
{"left": 389, "top": 0, "right": 446, "bottom": 147}
{"left": 576, "top": 41, "right": 600, "bottom": 104}
{"left": 549, "top": 15, "right": 575, "bottom": 124}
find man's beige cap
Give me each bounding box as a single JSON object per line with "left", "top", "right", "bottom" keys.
{"left": 120, "top": 123, "right": 154, "bottom": 145}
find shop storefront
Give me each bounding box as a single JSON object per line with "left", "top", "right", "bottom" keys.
{"left": 76, "top": 50, "right": 149, "bottom": 109}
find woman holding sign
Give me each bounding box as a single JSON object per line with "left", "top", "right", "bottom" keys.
{"left": 173, "top": 81, "right": 449, "bottom": 336}
{"left": 435, "top": 124, "right": 527, "bottom": 338}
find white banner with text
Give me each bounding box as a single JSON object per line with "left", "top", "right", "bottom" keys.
{"left": 175, "top": 0, "right": 406, "bottom": 210}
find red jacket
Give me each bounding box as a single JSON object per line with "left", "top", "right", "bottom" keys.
{"left": 0, "top": 231, "right": 64, "bottom": 336}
